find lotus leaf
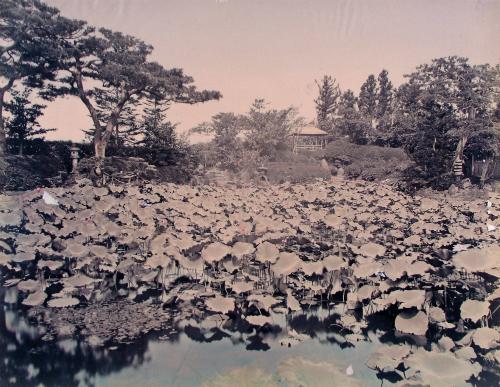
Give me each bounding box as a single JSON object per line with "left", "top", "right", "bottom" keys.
{"left": 472, "top": 327, "right": 500, "bottom": 349}
{"left": 453, "top": 245, "right": 500, "bottom": 275}
{"left": 22, "top": 290, "right": 47, "bottom": 306}
{"left": 48, "top": 297, "right": 80, "bottom": 308}
{"left": 395, "top": 310, "right": 428, "bottom": 336}
{"left": 272, "top": 252, "right": 301, "bottom": 277}
{"left": 201, "top": 242, "right": 231, "bottom": 263}
{"left": 245, "top": 315, "right": 273, "bottom": 326}
{"left": 255, "top": 241, "right": 279, "bottom": 264}
{"left": 366, "top": 344, "right": 411, "bottom": 372}
{"left": 460, "top": 299, "right": 490, "bottom": 323}
{"left": 231, "top": 242, "right": 255, "bottom": 258}
{"left": 404, "top": 347, "right": 481, "bottom": 386}
{"left": 205, "top": 295, "right": 235, "bottom": 314}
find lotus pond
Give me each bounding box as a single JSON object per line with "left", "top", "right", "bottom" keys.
{"left": 0, "top": 179, "right": 499, "bottom": 386}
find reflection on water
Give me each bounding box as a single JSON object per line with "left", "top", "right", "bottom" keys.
{"left": 1, "top": 287, "right": 388, "bottom": 387}
{"left": 3, "top": 286, "right": 497, "bottom": 387}
{"left": 1, "top": 289, "right": 152, "bottom": 387}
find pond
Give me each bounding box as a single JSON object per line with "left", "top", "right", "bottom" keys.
{"left": 1, "top": 288, "right": 388, "bottom": 387}
{"left": 4, "top": 285, "right": 498, "bottom": 387}
{"left": 1, "top": 182, "right": 499, "bottom": 386}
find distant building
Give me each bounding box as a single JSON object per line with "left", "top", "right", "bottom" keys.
{"left": 292, "top": 125, "right": 329, "bottom": 153}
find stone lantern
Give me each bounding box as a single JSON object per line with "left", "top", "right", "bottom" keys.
{"left": 70, "top": 144, "right": 80, "bottom": 173}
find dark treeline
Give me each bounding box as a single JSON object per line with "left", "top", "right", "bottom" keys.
{"left": 314, "top": 60, "right": 500, "bottom": 184}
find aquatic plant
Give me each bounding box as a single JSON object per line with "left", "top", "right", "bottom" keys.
{"left": 0, "top": 178, "right": 499, "bottom": 385}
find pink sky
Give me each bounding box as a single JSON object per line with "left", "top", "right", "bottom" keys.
{"left": 41, "top": 0, "right": 500, "bottom": 143}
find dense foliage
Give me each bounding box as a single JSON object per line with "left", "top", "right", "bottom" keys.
{"left": 191, "top": 99, "right": 305, "bottom": 172}
{"left": 0, "top": 0, "right": 62, "bottom": 156}
{"left": 324, "top": 140, "right": 411, "bottom": 182}
{"left": 317, "top": 58, "right": 500, "bottom": 187}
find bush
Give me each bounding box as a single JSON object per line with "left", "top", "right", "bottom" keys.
{"left": 6, "top": 138, "right": 94, "bottom": 171}
{"left": 324, "top": 140, "right": 411, "bottom": 181}
{"left": 398, "top": 166, "right": 457, "bottom": 193}
{"left": 264, "top": 161, "right": 330, "bottom": 184}
{"left": 77, "top": 156, "right": 160, "bottom": 185}
{"left": 0, "top": 155, "right": 68, "bottom": 192}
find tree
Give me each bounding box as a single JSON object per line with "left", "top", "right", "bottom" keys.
{"left": 403, "top": 97, "right": 458, "bottom": 179}
{"left": 0, "top": 0, "right": 63, "bottom": 156}
{"left": 376, "top": 69, "right": 393, "bottom": 134}
{"left": 377, "top": 69, "right": 393, "bottom": 119}
{"left": 410, "top": 58, "right": 496, "bottom": 164}
{"left": 85, "top": 87, "right": 142, "bottom": 147}
{"left": 463, "top": 64, "right": 500, "bottom": 169}
{"left": 395, "top": 57, "right": 499, "bottom": 181}
{"left": 4, "top": 88, "right": 54, "bottom": 155}
{"left": 191, "top": 112, "right": 244, "bottom": 170}
{"left": 336, "top": 90, "right": 369, "bottom": 144}
{"left": 366, "top": 69, "right": 396, "bottom": 145}
{"left": 385, "top": 82, "right": 421, "bottom": 147}
{"left": 359, "top": 74, "right": 378, "bottom": 129}
{"left": 243, "top": 99, "right": 305, "bottom": 160}
{"left": 50, "top": 21, "right": 222, "bottom": 158}
{"left": 314, "top": 75, "right": 340, "bottom": 132}
{"left": 138, "top": 97, "right": 181, "bottom": 164}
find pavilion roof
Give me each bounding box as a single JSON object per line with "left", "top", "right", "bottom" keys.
{"left": 293, "top": 125, "right": 328, "bottom": 136}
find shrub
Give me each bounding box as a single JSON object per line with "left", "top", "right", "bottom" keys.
{"left": 77, "top": 156, "right": 160, "bottom": 185}
{"left": 264, "top": 161, "right": 330, "bottom": 184}
{"left": 0, "top": 155, "right": 68, "bottom": 191}
{"left": 324, "top": 140, "right": 411, "bottom": 181}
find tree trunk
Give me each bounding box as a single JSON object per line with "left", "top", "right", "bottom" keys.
{"left": 73, "top": 69, "right": 108, "bottom": 159}
{"left": 453, "top": 136, "right": 468, "bottom": 163}
{"left": 0, "top": 79, "right": 15, "bottom": 157}
{"left": 0, "top": 90, "right": 5, "bottom": 157}
{"left": 451, "top": 108, "right": 477, "bottom": 171}
{"left": 94, "top": 137, "right": 106, "bottom": 158}
{"left": 94, "top": 112, "right": 123, "bottom": 159}
{"left": 480, "top": 159, "right": 492, "bottom": 187}
{"left": 73, "top": 69, "right": 132, "bottom": 159}
{"left": 97, "top": 91, "right": 128, "bottom": 158}
{"left": 18, "top": 141, "right": 24, "bottom": 156}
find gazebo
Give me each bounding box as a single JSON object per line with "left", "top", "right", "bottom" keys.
{"left": 291, "top": 125, "right": 329, "bottom": 153}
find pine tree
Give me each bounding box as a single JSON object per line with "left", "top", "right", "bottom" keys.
{"left": 82, "top": 88, "right": 141, "bottom": 148}
{"left": 52, "top": 24, "right": 221, "bottom": 158}
{"left": 359, "top": 74, "right": 378, "bottom": 128}
{"left": 338, "top": 90, "right": 357, "bottom": 114}
{"left": 337, "top": 90, "right": 369, "bottom": 144}
{"left": 0, "top": 0, "right": 63, "bottom": 156}
{"left": 314, "top": 75, "right": 340, "bottom": 132}
{"left": 138, "top": 98, "right": 182, "bottom": 165}
{"left": 5, "top": 88, "right": 54, "bottom": 155}
{"left": 377, "top": 69, "right": 393, "bottom": 119}
{"left": 96, "top": 88, "right": 141, "bottom": 147}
